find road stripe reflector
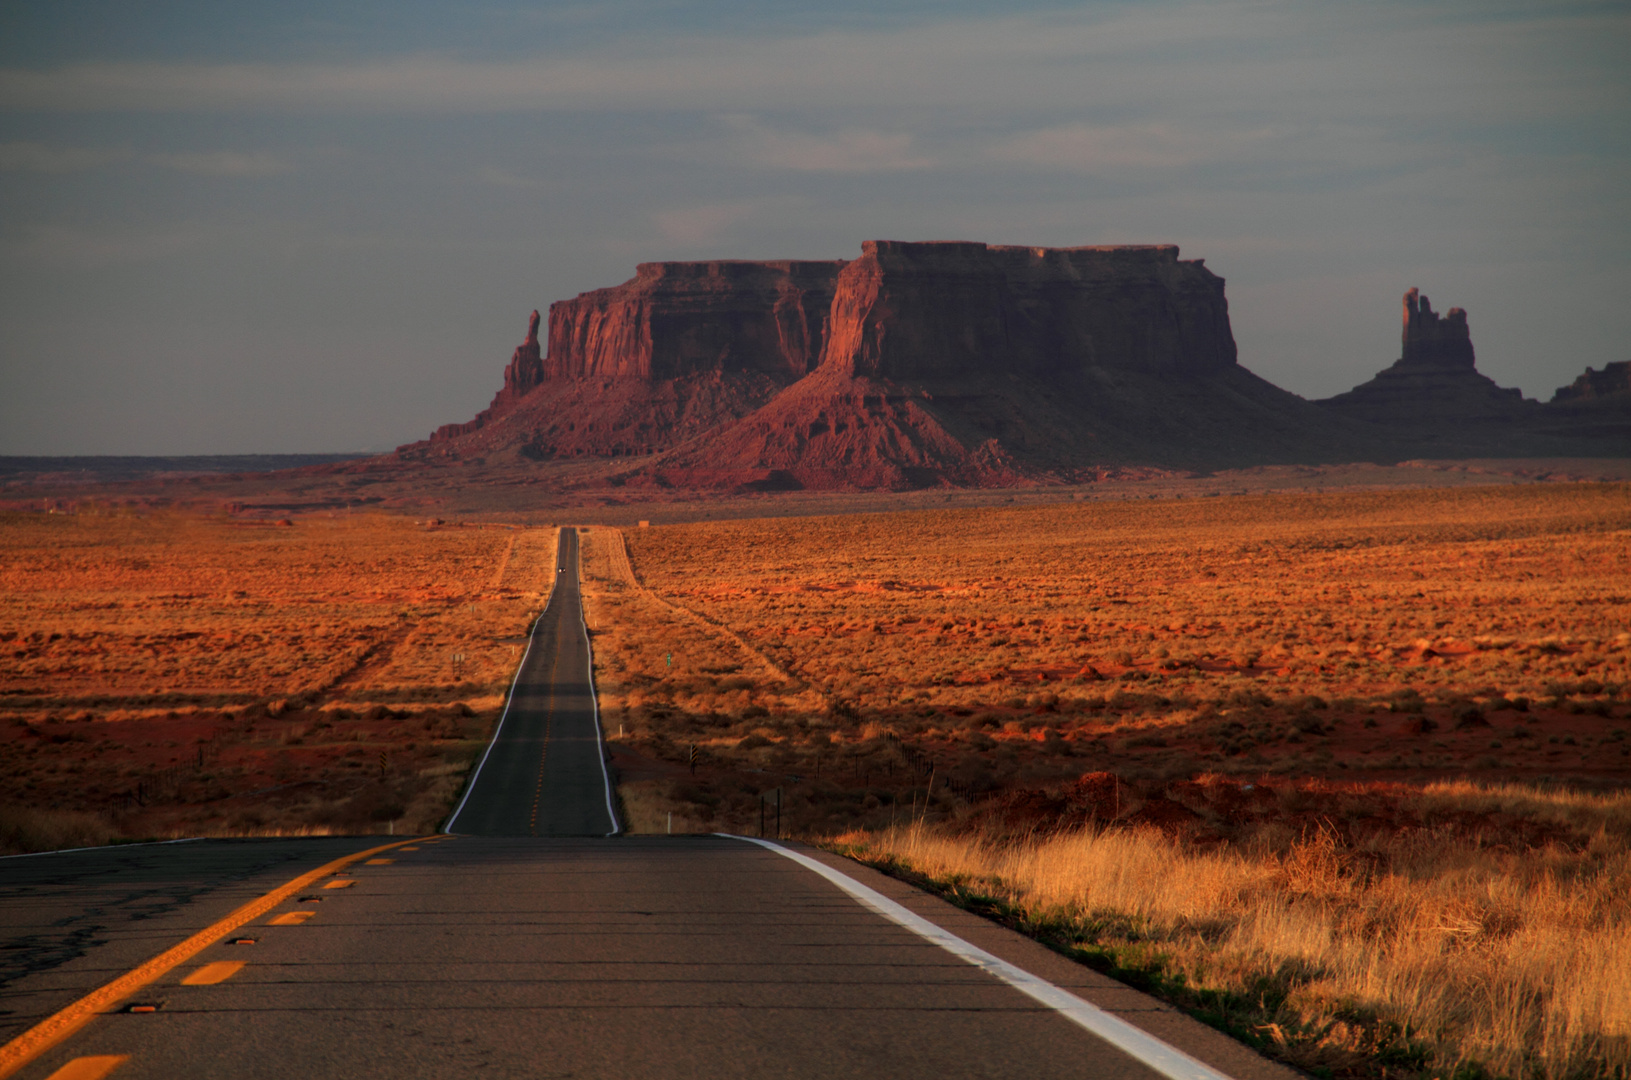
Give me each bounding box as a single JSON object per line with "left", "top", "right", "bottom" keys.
{"left": 364, "top": 858, "right": 394, "bottom": 865}
{"left": 0, "top": 835, "right": 434, "bottom": 1080}
{"left": 323, "top": 879, "right": 356, "bottom": 889}
{"left": 730, "top": 836, "right": 1235, "bottom": 1080}
{"left": 44, "top": 1057, "right": 128, "bottom": 1080}
{"left": 268, "top": 911, "right": 314, "bottom": 925}
{"left": 180, "top": 962, "right": 243, "bottom": 986}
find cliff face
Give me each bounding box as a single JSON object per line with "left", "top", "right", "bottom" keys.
{"left": 417, "top": 260, "right": 843, "bottom": 458}
{"left": 411, "top": 245, "right": 1626, "bottom": 489}
{"left": 1541, "top": 360, "right": 1631, "bottom": 447}
{"left": 649, "top": 241, "right": 1368, "bottom": 488}
{"left": 544, "top": 260, "right": 843, "bottom": 382}
{"left": 1399, "top": 288, "right": 1476, "bottom": 369}
{"left": 1553, "top": 361, "right": 1631, "bottom": 403}
{"left": 822, "top": 241, "right": 1237, "bottom": 382}
{"left": 429, "top": 310, "right": 545, "bottom": 444}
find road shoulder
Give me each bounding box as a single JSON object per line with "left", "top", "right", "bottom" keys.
{"left": 781, "top": 840, "right": 1302, "bottom": 1080}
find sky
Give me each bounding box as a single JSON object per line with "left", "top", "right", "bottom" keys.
{"left": 1, "top": 1, "right": 1628, "bottom": 455}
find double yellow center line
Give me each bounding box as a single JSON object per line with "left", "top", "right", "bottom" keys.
{"left": 0, "top": 835, "right": 437, "bottom": 1079}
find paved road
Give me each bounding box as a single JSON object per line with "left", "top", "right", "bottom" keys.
{"left": 0, "top": 838, "right": 386, "bottom": 1047}
{"left": 1, "top": 527, "right": 1298, "bottom": 1080}
{"left": 446, "top": 526, "right": 618, "bottom": 837}
{"left": 8, "top": 836, "right": 1299, "bottom": 1080}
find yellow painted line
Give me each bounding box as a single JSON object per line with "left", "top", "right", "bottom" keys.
{"left": 322, "top": 879, "right": 356, "bottom": 889}
{"left": 179, "top": 961, "right": 244, "bottom": 987}
{"left": 395, "top": 847, "right": 420, "bottom": 852}
{"left": 43, "top": 1057, "right": 128, "bottom": 1080}
{"left": 0, "top": 836, "right": 437, "bottom": 1079}
{"left": 364, "top": 858, "right": 394, "bottom": 865}
{"left": 267, "top": 910, "right": 314, "bottom": 926}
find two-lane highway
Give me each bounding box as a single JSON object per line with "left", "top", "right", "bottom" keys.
{"left": 446, "top": 527, "right": 617, "bottom": 837}
{"left": 1, "top": 526, "right": 1299, "bottom": 1080}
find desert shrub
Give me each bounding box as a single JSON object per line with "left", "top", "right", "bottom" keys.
{"left": 0, "top": 804, "right": 119, "bottom": 855}
{"left": 834, "top": 784, "right": 1631, "bottom": 1080}
{"left": 1453, "top": 705, "right": 1489, "bottom": 728}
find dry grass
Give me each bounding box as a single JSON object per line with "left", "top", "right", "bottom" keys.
{"left": 594, "top": 485, "right": 1630, "bottom": 833}
{"left": 585, "top": 484, "right": 1631, "bottom": 1078}
{"left": 831, "top": 790, "right": 1631, "bottom": 1080}
{"left": 625, "top": 485, "right": 1631, "bottom": 718}
{"left": 0, "top": 509, "right": 557, "bottom": 849}
{"left": 0, "top": 805, "right": 118, "bottom": 855}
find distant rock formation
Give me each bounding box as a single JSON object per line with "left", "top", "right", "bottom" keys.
{"left": 1318, "top": 289, "right": 1537, "bottom": 441}
{"left": 429, "top": 310, "right": 545, "bottom": 443}
{"left": 1316, "top": 291, "right": 1631, "bottom": 457}
{"left": 406, "top": 253, "right": 1628, "bottom": 487}
{"left": 1399, "top": 288, "right": 1476, "bottom": 369}
{"left": 410, "top": 261, "right": 843, "bottom": 460}
{"left": 1552, "top": 360, "right": 1631, "bottom": 403}
{"left": 647, "top": 241, "right": 1372, "bottom": 488}
{"left": 544, "top": 260, "right": 841, "bottom": 382}
{"left": 1540, "top": 360, "right": 1631, "bottom": 448}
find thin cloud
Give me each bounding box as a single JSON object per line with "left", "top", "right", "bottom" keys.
{"left": 0, "top": 141, "right": 292, "bottom": 176}
{"left": 0, "top": 141, "right": 131, "bottom": 172}
{"left": 727, "top": 117, "right": 934, "bottom": 173}
{"left": 652, "top": 199, "right": 777, "bottom": 245}
{"left": 146, "top": 150, "right": 292, "bottom": 177}
{"left": 0, "top": 5, "right": 1621, "bottom": 146}
{"left": 0, "top": 10, "right": 1369, "bottom": 115}
{"left": 6, "top": 223, "right": 212, "bottom": 268}
{"left": 995, "top": 123, "right": 1216, "bottom": 172}
{"left": 476, "top": 165, "right": 544, "bottom": 189}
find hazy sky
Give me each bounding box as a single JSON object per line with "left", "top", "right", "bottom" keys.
{"left": 2, "top": 1, "right": 1627, "bottom": 455}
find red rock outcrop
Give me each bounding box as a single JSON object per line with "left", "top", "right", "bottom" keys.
{"left": 429, "top": 310, "right": 545, "bottom": 444}
{"left": 646, "top": 241, "right": 1369, "bottom": 488}
{"left": 406, "top": 260, "right": 843, "bottom": 460}
{"left": 1317, "top": 292, "right": 1631, "bottom": 457}
{"left": 820, "top": 241, "right": 1238, "bottom": 381}
{"left": 1318, "top": 289, "right": 1542, "bottom": 447}
{"left": 1399, "top": 288, "right": 1476, "bottom": 369}
{"left": 406, "top": 246, "right": 1628, "bottom": 490}
{"left": 1552, "top": 360, "right": 1631, "bottom": 403}
{"left": 1541, "top": 360, "right": 1631, "bottom": 448}
{"left": 544, "top": 260, "right": 842, "bottom": 382}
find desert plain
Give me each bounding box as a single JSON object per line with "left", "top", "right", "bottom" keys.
{"left": 4, "top": 480, "right": 1630, "bottom": 1079}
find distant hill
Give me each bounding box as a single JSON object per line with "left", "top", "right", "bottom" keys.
{"left": 401, "top": 241, "right": 1628, "bottom": 490}
{"left": 0, "top": 454, "right": 371, "bottom": 487}
{"left": 1316, "top": 289, "right": 1630, "bottom": 457}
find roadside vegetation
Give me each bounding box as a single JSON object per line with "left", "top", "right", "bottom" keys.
{"left": 0, "top": 509, "right": 555, "bottom": 849}
{"left": 579, "top": 484, "right": 1631, "bottom": 1079}
{"left": 828, "top": 787, "right": 1631, "bottom": 1080}
{"left": 7, "top": 485, "right": 1630, "bottom": 1075}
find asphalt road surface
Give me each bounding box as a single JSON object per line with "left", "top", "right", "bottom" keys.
{"left": 445, "top": 526, "right": 618, "bottom": 837}
{"left": 0, "top": 528, "right": 1299, "bottom": 1080}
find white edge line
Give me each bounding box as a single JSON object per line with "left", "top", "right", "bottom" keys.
{"left": 0, "top": 836, "right": 205, "bottom": 861}
{"left": 577, "top": 528, "right": 622, "bottom": 836}
{"left": 442, "top": 528, "right": 560, "bottom": 833}
{"left": 723, "top": 835, "right": 1237, "bottom": 1080}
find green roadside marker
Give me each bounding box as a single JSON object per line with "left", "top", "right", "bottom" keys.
{"left": 666, "top": 653, "right": 672, "bottom": 668}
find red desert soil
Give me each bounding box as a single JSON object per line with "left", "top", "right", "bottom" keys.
{"left": 574, "top": 483, "right": 1631, "bottom": 838}
{"left": 1, "top": 511, "right": 558, "bottom": 843}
